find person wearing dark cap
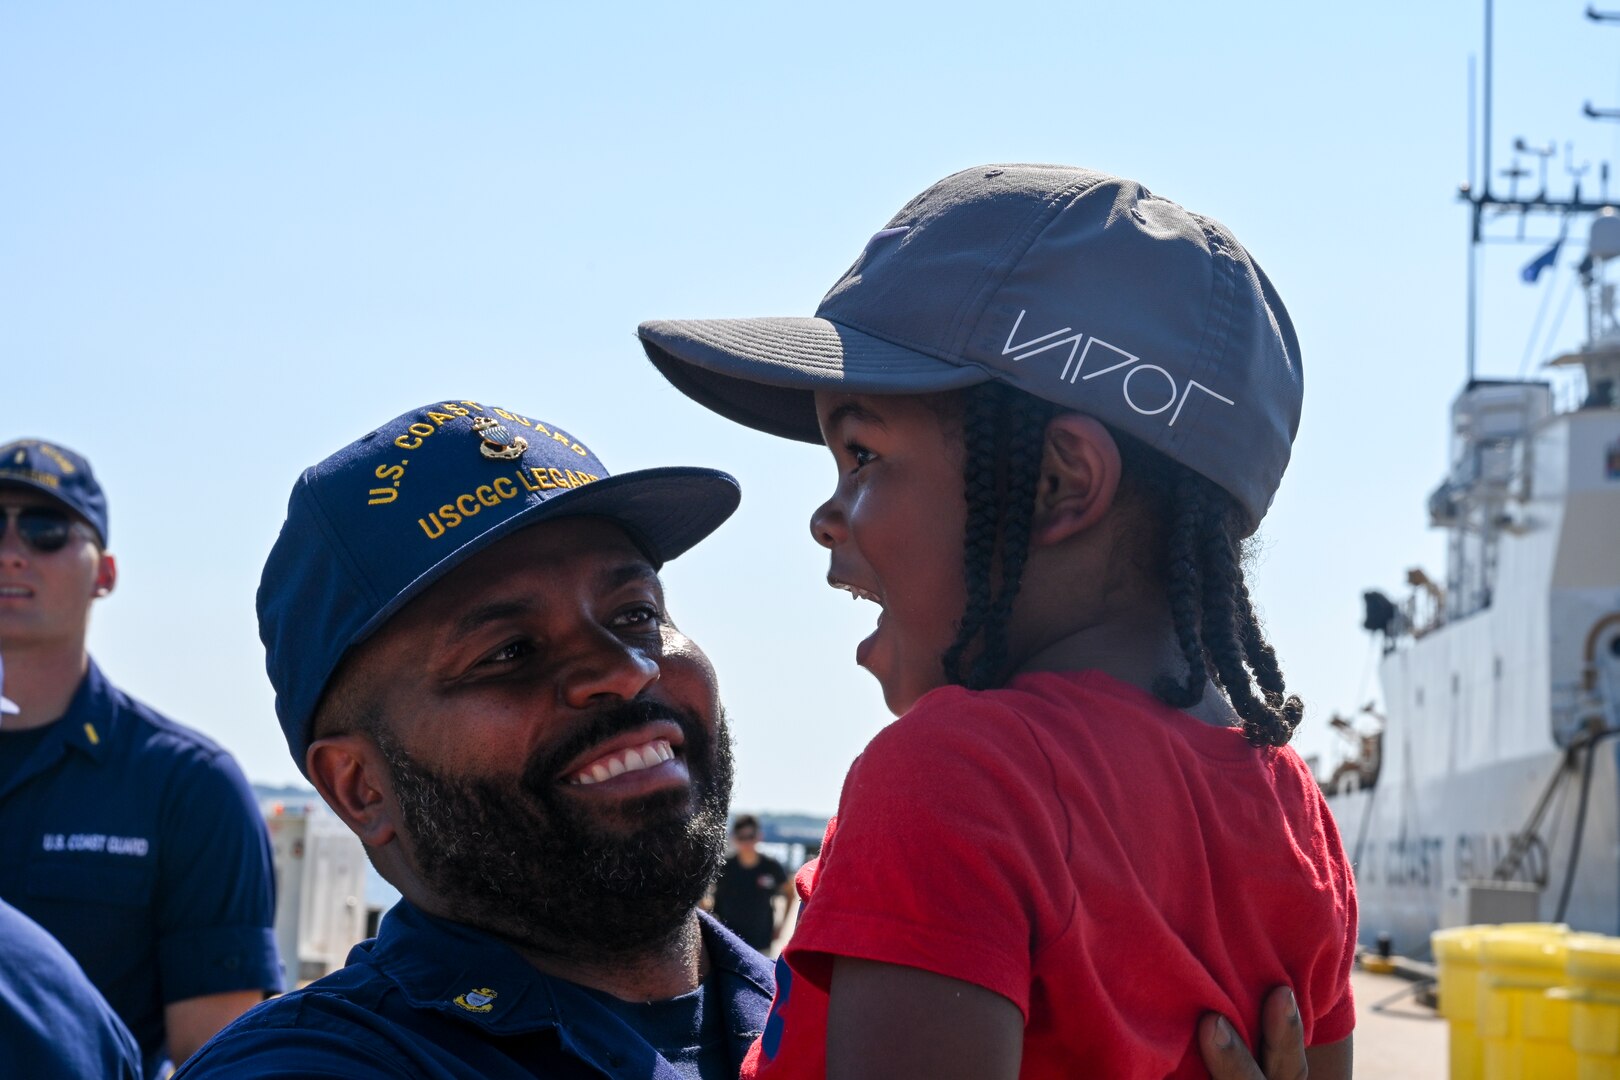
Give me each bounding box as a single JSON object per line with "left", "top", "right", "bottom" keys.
{"left": 175, "top": 400, "right": 767, "bottom": 1078}
{"left": 639, "top": 165, "right": 1355, "bottom": 1078}
{"left": 0, "top": 438, "right": 282, "bottom": 1076}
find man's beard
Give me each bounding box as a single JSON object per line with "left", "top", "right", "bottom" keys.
{"left": 376, "top": 699, "right": 733, "bottom": 959}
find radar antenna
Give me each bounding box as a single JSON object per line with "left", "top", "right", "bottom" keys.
{"left": 1463, "top": 0, "right": 1620, "bottom": 378}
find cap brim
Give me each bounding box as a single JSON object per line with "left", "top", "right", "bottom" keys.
{"left": 638, "top": 317, "right": 990, "bottom": 443}
{"left": 0, "top": 476, "right": 107, "bottom": 547}
{"left": 349, "top": 465, "right": 740, "bottom": 650}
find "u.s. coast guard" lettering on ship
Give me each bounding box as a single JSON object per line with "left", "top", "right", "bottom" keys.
{"left": 1001, "top": 309, "right": 1234, "bottom": 426}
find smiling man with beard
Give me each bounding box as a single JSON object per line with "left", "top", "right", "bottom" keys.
{"left": 174, "top": 400, "right": 761, "bottom": 1079}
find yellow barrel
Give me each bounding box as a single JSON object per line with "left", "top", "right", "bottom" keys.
{"left": 1477, "top": 925, "right": 1573, "bottom": 1080}
{"left": 1435, "top": 926, "right": 1488, "bottom": 1079}
{"left": 1566, "top": 935, "right": 1620, "bottom": 1080}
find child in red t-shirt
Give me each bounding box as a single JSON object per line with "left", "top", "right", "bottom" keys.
{"left": 639, "top": 165, "right": 1356, "bottom": 1079}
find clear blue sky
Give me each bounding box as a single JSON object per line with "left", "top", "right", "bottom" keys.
{"left": 3, "top": 1, "right": 1614, "bottom": 813}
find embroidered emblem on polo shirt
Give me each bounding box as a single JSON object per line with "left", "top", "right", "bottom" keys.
{"left": 454, "top": 987, "right": 498, "bottom": 1013}
{"left": 471, "top": 416, "right": 528, "bottom": 461}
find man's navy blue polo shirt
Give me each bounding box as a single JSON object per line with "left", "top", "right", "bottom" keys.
{"left": 0, "top": 659, "right": 282, "bottom": 1076}
{"left": 0, "top": 896, "right": 141, "bottom": 1079}
{"left": 174, "top": 901, "right": 777, "bottom": 1079}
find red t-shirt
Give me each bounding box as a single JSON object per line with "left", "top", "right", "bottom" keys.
{"left": 743, "top": 671, "right": 1356, "bottom": 1079}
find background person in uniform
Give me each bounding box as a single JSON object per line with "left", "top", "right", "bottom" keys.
{"left": 0, "top": 439, "right": 282, "bottom": 1075}
{"left": 0, "top": 895, "right": 142, "bottom": 1080}
{"left": 711, "top": 814, "right": 793, "bottom": 954}
{"left": 1, "top": 657, "right": 138, "bottom": 1078}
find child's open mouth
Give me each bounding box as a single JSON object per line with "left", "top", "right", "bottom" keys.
{"left": 830, "top": 577, "right": 887, "bottom": 669}
{"left": 829, "top": 578, "right": 882, "bottom": 606}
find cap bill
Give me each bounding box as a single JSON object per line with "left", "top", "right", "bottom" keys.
{"left": 639, "top": 316, "right": 991, "bottom": 444}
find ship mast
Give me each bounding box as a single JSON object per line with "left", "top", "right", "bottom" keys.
{"left": 1462, "top": 0, "right": 1620, "bottom": 381}
{"left": 1430, "top": 1, "right": 1620, "bottom": 623}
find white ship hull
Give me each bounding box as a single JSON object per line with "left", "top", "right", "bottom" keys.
{"left": 1325, "top": 401, "right": 1620, "bottom": 959}
{"left": 1328, "top": 744, "right": 1619, "bottom": 957}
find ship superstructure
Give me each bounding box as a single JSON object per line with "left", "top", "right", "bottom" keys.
{"left": 1328, "top": 213, "right": 1620, "bottom": 958}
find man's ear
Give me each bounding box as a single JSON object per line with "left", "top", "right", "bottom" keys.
{"left": 307, "top": 735, "right": 398, "bottom": 849}
{"left": 93, "top": 553, "right": 117, "bottom": 598}
{"left": 1030, "top": 414, "right": 1123, "bottom": 547}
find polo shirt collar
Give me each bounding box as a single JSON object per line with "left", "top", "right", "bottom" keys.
{"left": 693, "top": 911, "right": 777, "bottom": 1062}
{"left": 364, "top": 900, "right": 775, "bottom": 1046}
{"left": 55, "top": 659, "right": 119, "bottom": 763}
{"left": 364, "top": 900, "right": 553, "bottom": 1035}
{"left": 695, "top": 910, "right": 776, "bottom": 1027}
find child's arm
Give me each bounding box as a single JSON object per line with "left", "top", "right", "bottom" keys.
{"left": 825, "top": 957, "right": 1022, "bottom": 1080}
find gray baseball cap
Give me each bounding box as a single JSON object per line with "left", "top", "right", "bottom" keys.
{"left": 638, "top": 164, "right": 1302, "bottom": 533}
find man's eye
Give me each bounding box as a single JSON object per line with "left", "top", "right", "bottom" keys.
{"left": 481, "top": 640, "right": 534, "bottom": 666}
{"left": 845, "top": 441, "right": 876, "bottom": 471}
{"left": 613, "top": 605, "right": 663, "bottom": 630}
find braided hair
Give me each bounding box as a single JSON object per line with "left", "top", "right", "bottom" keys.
{"left": 939, "top": 382, "right": 1302, "bottom": 748}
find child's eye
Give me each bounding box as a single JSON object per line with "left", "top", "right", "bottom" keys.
{"left": 845, "top": 441, "right": 876, "bottom": 471}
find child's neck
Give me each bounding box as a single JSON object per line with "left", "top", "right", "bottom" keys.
{"left": 1012, "top": 605, "right": 1240, "bottom": 729}
{"left": 1013, "top": 610, "right": 1176, "bottom": 694}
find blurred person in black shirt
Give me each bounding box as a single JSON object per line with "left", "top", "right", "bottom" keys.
{"left": 710, "top": 815, "right": 792, "bottom": 954}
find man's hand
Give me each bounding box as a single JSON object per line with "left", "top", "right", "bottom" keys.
{"left": 1199, "top": 987, "right": 1308, "bottom": 1080}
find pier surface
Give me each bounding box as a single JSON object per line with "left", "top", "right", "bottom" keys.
{"left": 1349, "top": 967, "right": 1447, "bottom": 1078}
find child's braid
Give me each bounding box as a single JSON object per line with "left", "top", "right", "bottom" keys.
{"left": 1231, "top": 572, "right": 1305, "bottom": 742}
{"left": 965, "top": 388, "right": 1054, "bottom": 689}
{"left": 942, "top": 386, "right": 1006, "bottom": 685}
{"left": 1195, "top": 497, "right": 1298, "bottom": 747}
{"left": 1154, "top": 470, "right": 1208, "bottom": 710}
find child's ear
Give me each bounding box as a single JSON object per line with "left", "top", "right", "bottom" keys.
{"left": 1030, "top": 413, "right": 1122, "bottom": 547}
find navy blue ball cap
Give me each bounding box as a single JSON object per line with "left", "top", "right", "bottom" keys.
{"left": 639, "top": 164, "right": 1302, "bottom": 534}
{"left": 257, "top": 399, "right": 740, "bottom": 773}
{"left": 0, "top": 439, "right": 109, "bottom": 546}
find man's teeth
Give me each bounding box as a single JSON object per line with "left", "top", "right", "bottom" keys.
{"left": 0, "top": 587, "right": 29, "bottom": 597}
{"left": 570, "top": 739, "right": 676, "bottom": 785}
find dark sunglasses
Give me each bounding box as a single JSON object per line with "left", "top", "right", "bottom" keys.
{"left": 0, "top": 507, "right": 81, "bottom": 554}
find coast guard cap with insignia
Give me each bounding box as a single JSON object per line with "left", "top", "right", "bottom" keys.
{"left": 257, "top": 399, "right": 741, "bottom": 774}
{"left": 0, "top": 439, "right": 109, "bottom": 546}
